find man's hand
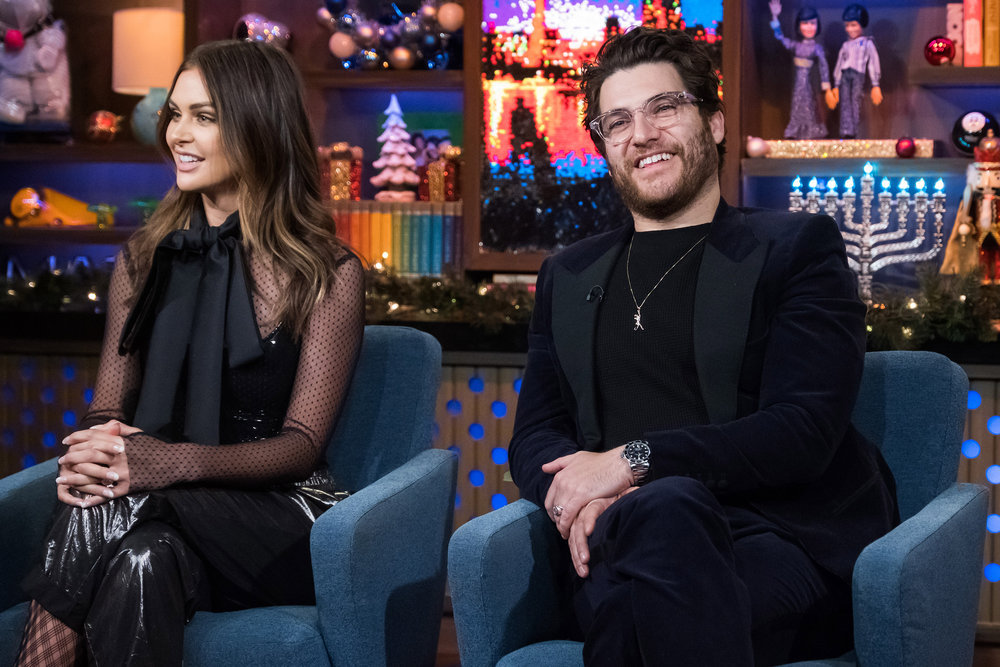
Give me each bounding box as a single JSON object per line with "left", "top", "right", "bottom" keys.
{"left": 569, "top": 487, "right": 638, "bottom": 578}
{"left": 870, "top": 86, "right": 883, "bottom": 106}
{"left": 57, "top": 420, "right": 136, "bottom": 508}
{"left": 542, "top": 446, "right": 634, "bottom": 538}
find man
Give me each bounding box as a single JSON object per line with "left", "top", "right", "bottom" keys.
{"left": 508, "top": 27, "right": 898, "bottom": 666}
{"left": 829, "top": 3, "right": 882, "bottom": 138}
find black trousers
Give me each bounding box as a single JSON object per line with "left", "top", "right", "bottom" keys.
{"left": 572, "top": 477, "right": 852, "bottom": 666}
{"left": 23, "top": 484, "right": 341, "bottom": 667}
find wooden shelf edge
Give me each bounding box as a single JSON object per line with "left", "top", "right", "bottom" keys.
{"left": 462, "top": 250, "right": 547, "bottom": 273}
{"left": 741, "top": 157, "right": 973, "bottom": 177}
{"left": 302, "top": 69, "right": 465, "bottom": 90}
{"left": 910, "top": 66, "right": 1000, "bottom": 87}
{"left": 0, "top": 226, "right": 137, "bottom": 244}
{"left": 0, "top": 143, "right": 166, "bottom": 164}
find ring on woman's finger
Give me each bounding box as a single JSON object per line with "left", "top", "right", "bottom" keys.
{"left": 104, "top": 480, "right": 117, "bottom": 488}
{"left": 552, "top": 505, "right": 564, "bottom": 518}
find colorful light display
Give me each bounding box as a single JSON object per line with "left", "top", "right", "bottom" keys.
{"left": 479, "top": 0, "right": 723, "bottom": 253}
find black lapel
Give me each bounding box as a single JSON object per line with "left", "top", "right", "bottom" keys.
{"left": 551, "top": 231, "right": 627, "bottom": 450}
{"left": 694, "top": 204, "right": 768, "bottom": 424}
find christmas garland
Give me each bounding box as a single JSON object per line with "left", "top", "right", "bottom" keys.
{"left": 6, "top": 261, "right": 1000, "bottom": 351}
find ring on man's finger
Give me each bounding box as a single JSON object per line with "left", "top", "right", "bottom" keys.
{"left": 552, "top": 505, "right": 564, "bottom": 518}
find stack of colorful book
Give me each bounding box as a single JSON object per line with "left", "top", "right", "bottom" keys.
{"left": 329, "top": 200, "right": 463, "bottom": 276}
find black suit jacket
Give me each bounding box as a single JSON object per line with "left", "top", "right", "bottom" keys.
{"left": 509, "top": 200, "right": 898, "bottom": 581}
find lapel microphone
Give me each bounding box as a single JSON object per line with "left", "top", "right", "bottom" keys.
{"left": 586, "top": 285, "right": 604, "bottom": 302}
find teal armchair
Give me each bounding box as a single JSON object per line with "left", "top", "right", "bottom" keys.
{"left": 0, "top": 325, "right": 457, "bottom": 667}
{"left": 449, "top": 351, "right": 988, "bottom": 667}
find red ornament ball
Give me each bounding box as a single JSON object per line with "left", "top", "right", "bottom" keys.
{"left": 3, "top": 29, "right": 24, "bottom": 51}
{"left": 924, "top": 36, "right": 956, "bottom": 66}
{"left": 895, "top": 136, "right": 916, "bottom": 158}
{"left": 86, "top": 111, "right": 122, "bottom": 143}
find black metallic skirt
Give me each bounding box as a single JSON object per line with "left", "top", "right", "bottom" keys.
{"left": 22, "top": 469, "right": 346, "bottom": 666}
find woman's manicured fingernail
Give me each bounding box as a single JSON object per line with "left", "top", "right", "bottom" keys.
{"left": 57, "top": 457, "right": 65, "bottom": 464}
{"left": 103, "top": 489, "right": 114, "bottom": 498}
{"left": 55, "top": 476, "right": 66, "bottom": 484}
{"left": 107, "top": 471, "right": 119, "bottom": 482}
{"left": 114, "top": 444, "right": 125, "bottom": 453}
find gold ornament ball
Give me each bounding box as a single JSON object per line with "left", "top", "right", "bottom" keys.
{"left": 437, "top": 2, "right": 464, "bottom": 32}
{"left": 958, "top": 222, "right": 972, "bottom": 236}
{"left": 329, "top": 32, "right": 358, "bottom": 59}
{"left": 389, "top": 46, "right": 416, "bottom": 70}
{"left": 981, "top": 133, "right": 999, "bottom": 155}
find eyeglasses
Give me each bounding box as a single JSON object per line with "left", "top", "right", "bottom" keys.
{"left": 589, "top": 91, "right": 702, "bottom": 146}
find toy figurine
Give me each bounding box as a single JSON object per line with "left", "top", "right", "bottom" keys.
{"left": 940, "top": 129, "right": 1000, "bottom": 281}
{"left": 768, "top": 1, "right": 831, "bottom": 139}
{"left": 0, "top": 0, "right": 70, "bottom": 126}
{"left": 829, "top": 3, "right": 882, "bottom": 139}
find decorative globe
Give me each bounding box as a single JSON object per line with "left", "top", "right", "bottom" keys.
{"left": 131, "top": 88, "right": 167, "bottom": 146}
{"left": 952, "top": 110, "right": 1000, "bottom": 154}
{"left": 924, "top": 36, "right": 955, "bottom": 65}
{"left": 895, "top": 136, "right": 916, "bottom": 158}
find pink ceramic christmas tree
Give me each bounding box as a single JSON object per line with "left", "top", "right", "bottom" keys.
{"left": 370, "top": 94, "right": 419, "bottom": 202}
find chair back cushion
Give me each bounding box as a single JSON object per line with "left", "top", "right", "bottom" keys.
{"left": 324, "top": 325, "right": 442, "bottom": 492}
{"left": 851, "top": 351, "right": 969, "bottom": 521}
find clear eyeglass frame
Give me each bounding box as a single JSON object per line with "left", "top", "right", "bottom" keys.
{"left": 589, "top": 91, "right": 702, "bottom": 146}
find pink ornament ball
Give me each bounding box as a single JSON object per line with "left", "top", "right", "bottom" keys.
{"left": 316, "top": 7, "right": 333, "bottom": 26}
{"left": 356, "top": 23, "right": 377, "bottom": 47}
{"left": 895, "top": 136, "right": 916, "bottom": 158}
{"left": 329, "top": 32, "right": 358, "bottom": 60}
{"left": 924, "top": 36, "right": 956, "bottom": 66}
{"left": 437, "top": 2, "right": 465, "bottom": 32}
{"left": 389, "top": 46, "right": 416, "bottom": 70}
{"left": 745, "top": 136, "right": 769, "bottom": 158}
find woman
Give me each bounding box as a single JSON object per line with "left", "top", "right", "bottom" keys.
{"left": 768, "top": 1, "right": 832, "bottom": 140}
{"left": 15, "top": 40, "right": 365, "bottom": 666}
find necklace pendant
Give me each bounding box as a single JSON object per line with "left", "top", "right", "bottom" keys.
{"left": 633, "top": 310, "right": 644, "bottom": 331}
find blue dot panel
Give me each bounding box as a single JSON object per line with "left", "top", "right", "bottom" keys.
{"left": 63, "top": 411, "right": 78, "bottom": 428}
{"left": 447, "top": 445, "right": 460, "bottom": 456}
{"left": 446, "top": 399, "right": 462, "bottom": 416}
{"left": 469, "top": 423, "right": 485, "bottom": 440}
{"left": 513, "top": 377, "right": 522, "bottom": 393}
{"left": 989, "top": 416, "right": 1000, "bottom": 435}
{"left": 963, "top": 439, "right": 982, "bottom": 459}
{"left": 468, "top": 376, "right": 485, "bottom": 393}
{"left": 988, "top": 514, "right": 1000, "bottom": 534}
{"left": 21, "top": 409, "right": 35, "bottom": 426}
{"left": 987, "top": 563, "right": 1000, "bottom": 583}
{"left": 40, "top": 387, "right": 55, "bottom": 404}
{"left": 43, "top": 432, "right": 57, "bottom": 449}
{"left": 469, "top": 469, "right": 485, "bottom": 487}
{"left": 491, "top": 447, "right": 508, "bottom": 465}
{"left": 987, "top": 465, "right": 1000, "bottom": 485}
{"left": 84, "top": 388, "right": 95, "bottom": 404}
{"left": 1, "top": 384, "right": 13, "bottom": 402}
{"left": 969, "top": 390, "right": 983, "bottom": 410}
{"left": 491, "top": 400, "right": 508, "bottom": 418}
{"left": 63, "top": 364, "right": 76, "bottom": 381}
{"left": 454, "top": 492, "right": 462, "bottom": 508}
{"left": 491, "top": 493, "right": 508, "bottom": 510}
{"left": 21, "top": 454, "right": 37, "bottom": 469}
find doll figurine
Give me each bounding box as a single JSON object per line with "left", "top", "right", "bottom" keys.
{"left": 829, "top": 3, "right": 882, "bottom": 138}
{"left": 768, "top": 1, "right": 831, "bottom": 139}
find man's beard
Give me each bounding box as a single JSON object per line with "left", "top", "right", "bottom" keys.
{"left": 608, "top": 119, "right": 719, "bottom": 221}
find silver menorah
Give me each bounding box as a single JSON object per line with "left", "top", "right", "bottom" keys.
{"left": 788, "top": 162, "right": 947, "bottom": 302}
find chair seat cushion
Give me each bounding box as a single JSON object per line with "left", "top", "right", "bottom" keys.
{"left": 497, "top": 640, "right": 584, "bottom": 667}
{"left": 0, "top": 601, "right": 30, "bottom": 667}
{"left": 183, "top": 605, "right": 330, "bottom": 667}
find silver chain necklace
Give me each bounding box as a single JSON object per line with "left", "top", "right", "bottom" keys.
{"left": 626, "top": 233, "right": 707, "bottom": 331}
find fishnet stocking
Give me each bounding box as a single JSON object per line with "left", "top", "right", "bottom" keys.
{"left": 15, "top": 601, "right": 84, "bottom": 667}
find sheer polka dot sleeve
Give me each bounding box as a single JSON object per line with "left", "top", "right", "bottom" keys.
{"left": 79, "top": 250, "right": 141, "bottom": 430}
{"left": 126, "top": 253, "right": 366, "bottom": 491}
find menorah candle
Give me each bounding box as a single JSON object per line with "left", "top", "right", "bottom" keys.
{"left": 825, "top": 178, "right": 839, "bottom": 217}
{"left": 806, "top": 177, "right": 820, "bottom": 212}
{"left": 789, "top": 176, "right": 803, "bottom": 211}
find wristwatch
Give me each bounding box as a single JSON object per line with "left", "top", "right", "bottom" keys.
{"left": 621, "top": 440, "right": 651, "bottom": 486}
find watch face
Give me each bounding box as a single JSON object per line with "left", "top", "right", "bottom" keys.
{"left": 625, "top": 440, "right": 650, "bottom": 462}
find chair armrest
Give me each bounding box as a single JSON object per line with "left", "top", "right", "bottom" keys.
{"left": 448, "top": 498, "right": 573, "bottom": 667}
{"left": 310, "top": 448, "right": 457, "bottom": 667}
{"left": 852, "top": 483, "right": 988, "bottom": 667}
{"left": 0, "top": 458, "right": 59, "bottom": 609}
